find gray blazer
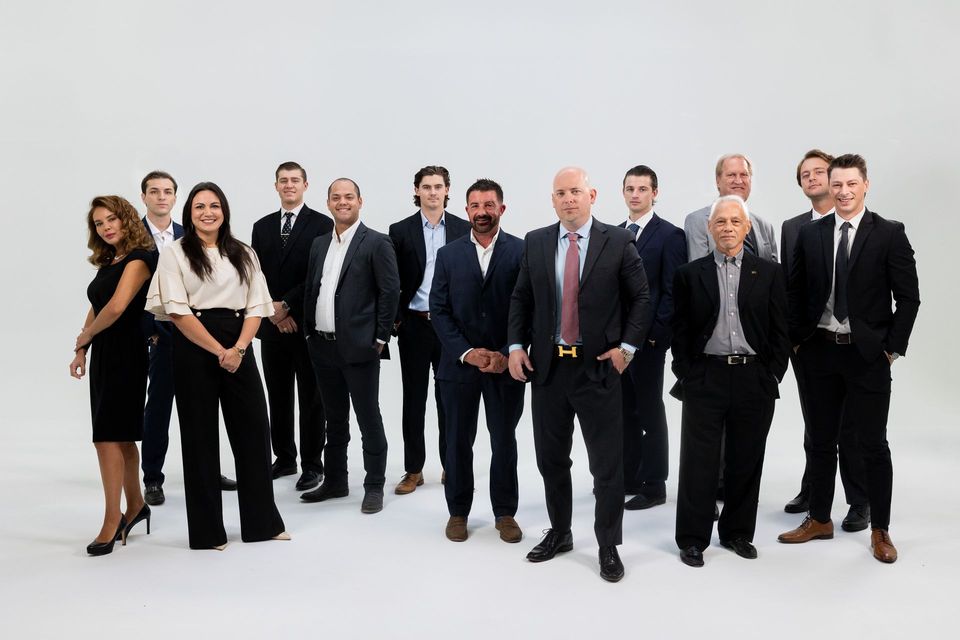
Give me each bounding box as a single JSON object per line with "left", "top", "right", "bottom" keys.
{"left": 683, "top": 205, "right": 778, "bottom": 263}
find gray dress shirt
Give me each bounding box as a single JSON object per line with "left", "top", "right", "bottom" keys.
{"left": 704, "top": 249, "right": 756, "bottom": 355}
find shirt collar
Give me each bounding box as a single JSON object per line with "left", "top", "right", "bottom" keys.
{"left": 559, "top": 217, "right": 593, "bottom": 241}
{"left": 282, "top": 202, "right": 305, "bottom": 216}
{"left": 623, "top": 211, "right": 654, "bottom": 238}
{"left": 469, "top": 228, "right": 500, "bottom": 250}
{"left": 713, "top": 247, "right": 744, "bottom": 267}
{"left": 836, "top": 207, "right": 866, "bottom": 230}
{"left": 811, "top": 207, "right": 834, "bottom": 221}
{"left": 335, "top": 219, "right": 361, "bottom": 244}
{"left": 420, "top": 211, "right": 447, "bottom": 229}
{"left": 145, "top": 216, "right": 174, "bottom": 237}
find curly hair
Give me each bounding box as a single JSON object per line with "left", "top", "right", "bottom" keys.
{"left": 87, "top": 195, "right": 155, "bottom": 267}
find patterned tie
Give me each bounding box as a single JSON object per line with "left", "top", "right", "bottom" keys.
{"left": 561, "top": 232, "right": 581, "bottom": 345}
{"left": 834, "top": 221, "right": 851, "bottom": 322}
{"left": 281, "top": 212, "right": 294, "bottom": 247}
{"left": 627, "top": 222, "right": 640, "bottom": 237}
{"left": 743, "top": 228, "right": 757, "bottom": 256}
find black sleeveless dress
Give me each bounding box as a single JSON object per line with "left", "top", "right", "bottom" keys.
{"left": 86, "top": 249, "right": 157, "bottom": 442}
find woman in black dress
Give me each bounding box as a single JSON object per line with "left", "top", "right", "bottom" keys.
{"left": 145, "top": 182, "right": 287, "bottom": 550}
{"left": 70, "top": 195, "right": 157, "bottom": 556}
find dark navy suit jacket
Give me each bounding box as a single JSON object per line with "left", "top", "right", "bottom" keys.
{"left": 141, "top": 217, "right": 183, "bottom": 339}
{"left": 430, "top": 230, "right": 524, "bottom": 383}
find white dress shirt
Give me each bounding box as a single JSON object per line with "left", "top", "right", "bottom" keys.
{"left": 470, "top": 229, "right": 500, "bottom": 278}
{"left": 818, "top": 207, "right": 866, "bottom": 334}
{"left": 315, "top": 220, "right": 360, "bottom": 333}
{"left": 280, "top": 202, "right": 305, "bottom": 230}
{"left": 622, "top": 210, "right": 654, "bottom": 240}
{"left": 145, "top": 217, "right": 175, "bottom": 252}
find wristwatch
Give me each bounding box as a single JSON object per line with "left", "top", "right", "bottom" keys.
{"left": 235, "top": 346, "right": 247, "bottom": 357}
{"left": 280, "top": 300, "right": 290, "bottom": 312}
{"left": 618, "top": 347, "right": 634, "bottom": 366}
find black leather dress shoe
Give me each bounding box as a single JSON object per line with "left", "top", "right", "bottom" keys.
{"left": 784, "top": 490, "right": 809, "bottom": 514}
{"left": 624, "top": 493, "right": 666, "bottom": 511}
{"left": 144, "top": 484, "right": 165, "bottom": 506}
{"left": 841, "top": 504, "right": 870, "bottom": 532}
{"left": 295, "top": 471, "right": 322, "bottom": 491}
{"left": 272, "top": 461, "right": 297, "bottom": 479}
{"left": 220, "top": 475, "right": 237, "bottom": 491}
{"left": 720, "top": 538, "right": 758, "bottom": 559}
{"left": 361, "top": 489, "right": 384, "bottom": 514}
{"left": 526, "top": 529, "right": 573, "bottom": 562}
{"left": 680, "top": 546, "right": 704, "bottom": 567}
{"left": 714, "top": 504, "right": 720, "bottom": 521}
{"left": 300, "top": 482, "right": 349, "bottom": 503}
{"left": 599, "top": 546, "right": 624, "bottom": 582}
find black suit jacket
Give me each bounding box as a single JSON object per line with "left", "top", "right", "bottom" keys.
{"left": 141, "top": 217, "right": 183, "bottom": 339}
{"left": 508, "top": 218, "right": 651, "bottom": 384}
{"left": 430, "top": 231, "right": 524, "bottom": 383}
{"left": 788, "top": 210, "right": 920, "bottom": 361}
{"left": 251, "top": 205, "right": 333, "bottom": 341}
{"left": 618, "top": 214, "right": 687, "bottom": 347}
{"left": 670, "top": 252, "right": 791, "bottom": 401}
{"left": 304, "top": 223, "right": 400, "bottom": 364}
{"left": 388, "top": 210, "right": 471, "bottom": 322}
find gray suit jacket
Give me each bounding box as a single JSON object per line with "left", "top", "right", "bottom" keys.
{"left": 683, "top": 205, "right": 778, "bottom": 263}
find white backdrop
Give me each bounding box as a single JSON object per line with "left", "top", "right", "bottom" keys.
{"left": 1, "top": 1, "right": 958, "bottom": 638}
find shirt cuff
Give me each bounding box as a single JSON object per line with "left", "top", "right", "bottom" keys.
{"left": 619, "top": 342, "right": 637, "bottom": 354}
{"left": 376, "top": 338, "right": 386, "bottom": 345}
{"left": 508, "top": 344, "right": 524, "bottom": 353}
{"left": 460, "top": 348, "right": 473, "bottom": 363}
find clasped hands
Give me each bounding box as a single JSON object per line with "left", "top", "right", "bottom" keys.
{"left": 217, "top": 346, "right": 243, "bottom": 373}
{"left": 269, "top": 301, "right": 298, "bottom": 334}
{"left": 465, "top": 348, "right": 508, "bottom": 374}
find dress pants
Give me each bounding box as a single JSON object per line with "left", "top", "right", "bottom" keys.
{"left": 800, "top": 339, "right": 893, "bottom": 530}
{"left": 173, "top": 310, "right": 285, "bottom": 549}
{"left": 397, "top": 311, "right": 445, "bottom": 474}
{"left": 531, "top": 356, "right": 624, "bottom": 547}
{"left": 676, "top": 359, "right": 775, "bottom": 551}
{"left": 440, "top": 374, "right": 524, "bottom": 518}
{"left": 261, "top": 334, "right": 325, "bottom": 473}
{"left": 791, "top": 351, "right": 867, "bottom": 505}
{"left": 621, "top": 345, "right": 669, "bottom": 494}
{"left": 142, "top": 321, "right": 175, "bottom": 486}
{"left": 306, "top": 337, "right": 387, "bottom": 490}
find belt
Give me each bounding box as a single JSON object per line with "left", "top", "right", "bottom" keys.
{"left": 816, "top": 329, "right": 853, "bottom": 344}
{"left": 407, "top": 310, "right": 431, "bottom": 320}
{"left": 315, "top": 331, "right": 336, "bottom": 341}
{"left": 554, "top": 344, "right": 581, "bottom": 358}
{"left": 192, "top": 308, "right": 245, "bottom": 318}
{"left": 705, "top": 354, "right": 759, "bottom": 365}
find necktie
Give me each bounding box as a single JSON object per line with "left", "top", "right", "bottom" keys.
{"left": 834, "top": 221, "right": 851, "bottom": 322}
{"left": 743, "top": 228, "right": 757, "bottom": 256}
{"left": 627, "top": 222, "right": 640, "bottom": 237}
{"left": 561, "top": 232, "right": 580, "bottom": 345}
{"left": 281, "top": 212, "right": 293, "bottom": 247}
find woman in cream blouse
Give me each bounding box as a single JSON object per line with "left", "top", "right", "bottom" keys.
{"left": 146, "top": 181, "right": 287, "bottom": 550}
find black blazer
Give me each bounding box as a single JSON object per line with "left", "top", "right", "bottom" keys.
{"left": 251, "top": 205, "right": 333, "bottom": 341}
{"left": 788, "top": 210, "right": 920, "bottom": 361}
{"left": 388, "top": 210, "right": 471, "bottom": 322}
{"left": 303, "top": 223, "right": 401, "bottom": 364}
{"left": 430, "top": 230, "right": 524, "bottom": 383}
{"left": 670, "top": 252, "right": 791, "bottom": 401}
{"left": 140, "top": 217, "right": 183, "bottom": 339}
{"left": 507, "top": 218, "right": 651, "bottom": 385}
{"left": 780, "top": 210, "right": 815, "bottom": 281}
{"left": 618, "top": 214, "right": 687, "bottom": 347}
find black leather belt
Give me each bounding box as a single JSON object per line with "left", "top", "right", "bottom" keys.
{"left": 554, "top": 345, "right": 581, "bottom": 358}
{"left": 316, "top": 331, "right": 336, "bottom": 341}
{"left": 705, "top": 354, "right": 758, "bottom": 365}
{"left": 407, "top": 310, "right": 431, "bottom": 320}
{"left": 816, "top": 329, "right": 853, "bottom": 344}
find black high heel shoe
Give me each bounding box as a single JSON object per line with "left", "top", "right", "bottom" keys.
{"left": 123, "top": 504, "right": 151, "bottom": 543}
{"left": 87, "top": 515, "right": 127, "bottom": 556}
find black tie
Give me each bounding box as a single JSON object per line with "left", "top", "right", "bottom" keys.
{"left": 743, "top": 228, "right": 757, "bottom": 256}
{"left": 834, "top": 221, "right": 851, "bottom": 322}
{"left": 281, "top": 212, "right": 293, "bottom": 247}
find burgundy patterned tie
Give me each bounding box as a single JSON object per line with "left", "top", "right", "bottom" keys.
{"left": 561, "top": 232, "right": 580, "bottom": 344}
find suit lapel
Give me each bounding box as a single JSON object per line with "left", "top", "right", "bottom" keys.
{"left": 848, "top": 209, "right": 874, "bottom": 271}
{"left": 262, "top": 211, "right": 283, "bottom": 264}
{"left": 635, "top": 214, "right": 660, "bottom": 253}
{"left": 281, "top": 208, "right": 311, "bottom": 263}
{"left": 337, "top": 223, "right": 366, "bottom": 291}
{"left": 820, "top": 213, "right": 835, "bottom": 283}
{"left": 412, "top": 214, "right": 427, "bottom": 272}
{"left": 738, "top": 253, "right": 760, "bottom": 308}
{"left": 481, "top": 234, "right": 504, "bottom": 286}
{"left": 699, "top": 258, "right": 720, "bottom": 312}
{"left": 312, "top": 234, "right": 333, "bottom": 289}
{"left": 580, "top": 219, "right": 607, "bottom": 286}
{"left": 543, "top": 224, "right": 559, "bottom": 321}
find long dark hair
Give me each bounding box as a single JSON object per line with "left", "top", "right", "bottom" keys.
{"left": 180, "top": 182, "right": 254, "bottom": 285}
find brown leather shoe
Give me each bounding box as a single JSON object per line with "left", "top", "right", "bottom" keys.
{"left": 495, "top": 516, "right": 523, "bottom": 543}
{"left": 777, "top": 516, "right": 834, "bottom": 543}
{"left": 394, "top": 472, "right": 424, "bottom": 495}
{"left": 445, "top": 516, "right": 468, "bottom": 542}
{"left": 871, "top": 528, "right": 898, "bottom": 563}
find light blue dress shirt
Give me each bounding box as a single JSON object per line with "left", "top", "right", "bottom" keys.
{"left": 408, "top": 212, "right": 447, "bottom": 312}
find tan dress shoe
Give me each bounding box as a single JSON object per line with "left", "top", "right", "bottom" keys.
{"left": 871, "top": 528, "right": 898, "bottom": 563}
{"left": 495, "top": 516, "right": 523, "bottom": 543}
{"left": 394, "top": 472, "right": 424, "bottom": 495}
{"left": 445, "top": 516, "right": 468, "bottom": 542}
{"left": 778, "top": 516, "right": 834, "bottom": 543}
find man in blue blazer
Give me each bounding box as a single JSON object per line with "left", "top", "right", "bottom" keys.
{"left": 139, "top": 170, "right": 184, "bottom": 506}
{"left": 430, "top": 179, "right": 525, "bottom": 544}
{"left": 616, "top": 165, "right": 687, "bottom": 510}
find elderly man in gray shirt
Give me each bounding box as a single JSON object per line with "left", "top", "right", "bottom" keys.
{"left": 669, "top": 195, "right": 791, "bottom": 567}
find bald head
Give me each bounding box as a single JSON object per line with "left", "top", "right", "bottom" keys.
{"left": 552, "top": 166, "right": 596, "bottom": 231}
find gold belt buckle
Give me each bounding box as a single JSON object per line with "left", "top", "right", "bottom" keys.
{"left": 557, "top": 345, "right": 579, "bottom": 358}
